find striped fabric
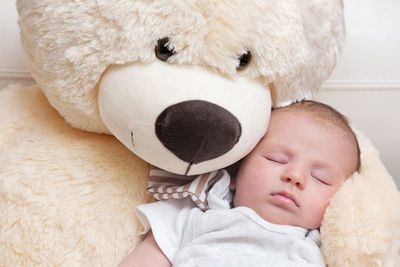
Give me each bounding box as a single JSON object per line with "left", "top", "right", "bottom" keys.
{"left": 148, "top": 165, "right": 225, "bottom": 211}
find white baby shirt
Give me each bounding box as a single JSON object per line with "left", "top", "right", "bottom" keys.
{"left": 136, "top": 171, "right": 325, "bottom": 267}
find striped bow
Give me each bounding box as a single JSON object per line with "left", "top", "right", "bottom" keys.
{"left": 148, "top": 165, "right": 226, "bottom": 211}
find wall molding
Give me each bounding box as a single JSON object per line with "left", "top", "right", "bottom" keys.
{"left": 1, "top": 70, "right": 400, "bottom": 92}
{"left": 322, "top": 79, "right": 400, "bottom": 91}
{"left": 0, "top": 69, "right": 34, "bottom": 89}
{"left": 0, "top": 69, "right": 32, "bottom": 79}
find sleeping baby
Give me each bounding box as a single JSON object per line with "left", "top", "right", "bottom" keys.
{"left": 119, "top": 100, "right": 360, "bottom": 267}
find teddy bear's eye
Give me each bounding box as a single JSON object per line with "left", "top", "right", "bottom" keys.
{"left": 236, "top": 50, "right": 252, "bottom": 71}
{"left": 155, "top": 37, "right": 176, "bottom": 61}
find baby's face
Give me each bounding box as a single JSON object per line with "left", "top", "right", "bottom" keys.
{"left": 233, "top": 109, "right": 358, "bottom": 229}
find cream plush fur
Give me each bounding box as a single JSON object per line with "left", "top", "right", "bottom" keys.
{"left": 1, "top": 85, "right": 151, "bottom": 266}
{"left": 0, "top": 0, "right": 399, "bottom": 266}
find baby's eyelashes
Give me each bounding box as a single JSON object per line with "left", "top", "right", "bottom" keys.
{"left": 310, "top": 171, "right": 331, "bottom": 186}
{"left": 264, "top": 154, "right": 288, "bottom": 165}
{"left": 311, "top": 176, "right": 330, "bottom": 186}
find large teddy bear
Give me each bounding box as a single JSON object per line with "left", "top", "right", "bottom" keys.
{"left": 1, "top": 0, "right": 399, "bottom": 266}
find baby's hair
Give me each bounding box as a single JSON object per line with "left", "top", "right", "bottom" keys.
{"left": 274, "top": 100, "right": 361, "bottom": 172}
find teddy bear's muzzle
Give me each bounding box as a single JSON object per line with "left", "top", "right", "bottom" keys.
{"left": 98, "top": 61, "right": 271, "bottom": 175}
{"left": 155, "top": 100, "right": 241, "bottom": 174}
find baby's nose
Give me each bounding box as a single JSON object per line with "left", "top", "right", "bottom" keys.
{"left": 281, "top": 167, "right": 307, "bottom": 189}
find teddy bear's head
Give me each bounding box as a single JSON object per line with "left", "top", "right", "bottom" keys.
{"left": 17, "top": 0, "right": 345, "bottom": 175}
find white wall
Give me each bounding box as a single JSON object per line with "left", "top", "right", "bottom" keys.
{"left": 1, "top": 1, "right": 399, "bottom": 187}
{"left": 0, "top": 1, "right": 33, "bottom": 88}
{"left": 327, "top": 0, "right": 400, "bottom": 81}
{"left": 318, "top": 0, "right": 400, "bottom": 187}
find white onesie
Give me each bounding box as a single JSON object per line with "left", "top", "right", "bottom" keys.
{"left": 137, "top": 171, "right": 325, "bottom": 267}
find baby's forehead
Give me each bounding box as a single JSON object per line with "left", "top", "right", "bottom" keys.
{"left": 270, "top": 107, "right": 348, "bottom": 140}
{"left": 269, "top": 104, "right": 360, "bottom": 172}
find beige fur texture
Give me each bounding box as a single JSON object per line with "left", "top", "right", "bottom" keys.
{"left": 0, "top": 85, "right": 151, "bottom": 266}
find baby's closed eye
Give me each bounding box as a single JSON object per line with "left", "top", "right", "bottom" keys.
{"left": 310, "top": 170, "right": 331, "bottom": 186}
{"left": 264, "top": 153, "right": 288, "bottom": 165}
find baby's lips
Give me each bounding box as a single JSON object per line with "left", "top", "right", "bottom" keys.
{"left": 271, "top": 192, "right": 299, "bottom": 207}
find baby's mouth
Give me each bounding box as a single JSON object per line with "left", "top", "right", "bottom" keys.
{"left": 271, "top": 192, "right": 299, "bottom": 207}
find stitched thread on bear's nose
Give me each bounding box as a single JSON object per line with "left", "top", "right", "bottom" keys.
{"left": 130, "top": 131, "right": 135, "bottom": 148}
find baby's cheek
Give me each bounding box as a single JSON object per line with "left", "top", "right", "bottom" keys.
{"left": 307, "top": 194, "right": 331, "bottom": 228}
{"left": 236, "top": 160, "right": 270, "bottom": 198}
{"left": 249, "top": 175, "right": 269, "bottom": 195}
{"left": 237, "top": 177, "right": 264, "bottom": 203}
{"left": 318, "top": 201, "right": 330, "bottom": 220}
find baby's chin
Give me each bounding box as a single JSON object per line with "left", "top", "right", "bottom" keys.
{"left": 264, "top": 216, "right": 320, "bottom": 229}
{"left": 258, "top": 209, "right": 321, "bottom": 229}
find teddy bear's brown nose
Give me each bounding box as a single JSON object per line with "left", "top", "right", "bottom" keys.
{"left": 155, "top": 100, "right": 241, "bottom": 167}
